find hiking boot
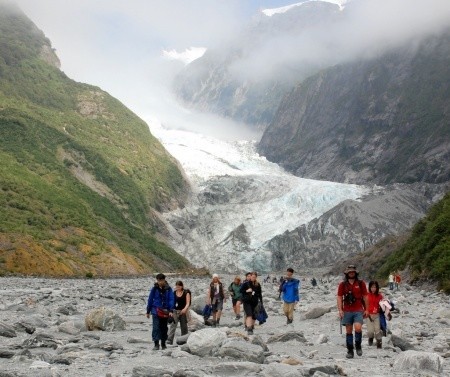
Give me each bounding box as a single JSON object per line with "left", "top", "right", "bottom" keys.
{"left": 376, "top": 340, "right": 382, "bottom": 349}
{"left": 152, "top": 341, "right": 160, "bottom": 351}
{"left": 235, "top": 314, "right": 241, "bottom": 320}
{"left": 161, "top": 342, "right": 167, "bottom": 350}
{"left": 355, "top": 345, "right": 362, "bottom": 356}
{"left": 346, "top": 347, "right": 354, "bottom": 359}
{"left": 368, "top": 338, "right": 374, "bottom": 346}
{"left": 247, "top": 329, "right": 253, "bottom": 335}
{"left": 286, "top": 318, "right": 293, "bottom": 324}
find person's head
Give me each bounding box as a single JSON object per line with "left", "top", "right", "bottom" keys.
{"left": 344, "top": 265, "right": 358, "bottom": 279}
{"left": 245, "top": 272, "right": 252, "bottom": 280}
{"left": 250, "top": 271, "right": 258, "bottom": 282}
{"left": 368, "top": 281, "right": 379, "bottom": 294}
{"left": 234, "top": 276, "right": 241, "bottom": 284}
{"left": 212, "top": 273, "right": 219, "bottom": 283}
{"left": 175, "top": 280, "right": 184, "bottom": 291}
{"left": 286, "top": 267, "right": 294, "bottom": 279}
{"left": 156, "top": 273, "right": 166, "bottom": 287}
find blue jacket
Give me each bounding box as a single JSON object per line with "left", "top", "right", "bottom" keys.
{"left": 281, "top": 278, "right": 300, "bottom": 303}
{"left": 146, "top": 283, "right": 175, "bottom": 315}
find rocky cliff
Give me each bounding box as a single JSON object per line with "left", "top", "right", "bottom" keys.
{"left": 258, "top": 31, "right": 450, "bottom": 185}
{"left": 266, "top": 183, "right": 448, "bottom": 272}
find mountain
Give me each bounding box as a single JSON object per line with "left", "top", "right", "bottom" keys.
{"left": 173, "top": 1, "right": 341, "bottom": 129}
{"left": 0, "top": 1, "right": 192, "bottom": 277}
{"left": 327, "top": 191, "right": 450, "bottom": 293}
{"left": 266, "top": 183, "right": 448, "bottom": 271}
{"left": 258, "top": 30, "right": 450, "bottom": 185}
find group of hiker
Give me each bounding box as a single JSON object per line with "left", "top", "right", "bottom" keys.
{"left": 388, "top": 271, "right": 402, "bottom": 290}
{"left": 146, "top": 265, "right": 396, "bottom": 358}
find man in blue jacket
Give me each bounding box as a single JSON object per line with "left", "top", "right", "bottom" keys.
{"left": 146, "top": 273, "right": 175, "bottom": 350}
{"left": 280, "top": 267, "right": 300, "bottom": 324}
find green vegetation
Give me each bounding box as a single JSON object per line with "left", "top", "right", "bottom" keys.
{"left": 377, "top": 192, "right": 450, "bottom": 293}
{"left": 0, "top": 2, "right": 191, "bottom": 276}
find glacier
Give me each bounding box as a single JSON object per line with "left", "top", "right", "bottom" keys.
{"left": 149, "top": 121, "right": 369, "bottom": 273}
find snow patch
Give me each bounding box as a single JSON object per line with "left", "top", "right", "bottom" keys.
{"left": 262, "top": 0, "right": 347, "bottom": 17}
{"left": 162, "top": 47, "right": 207, "bottom": 65}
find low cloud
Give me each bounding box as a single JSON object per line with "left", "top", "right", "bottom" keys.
{"left": 228, "top": 0, "right": 450, "bottom": 82}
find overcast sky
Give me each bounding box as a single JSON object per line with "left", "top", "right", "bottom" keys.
{"left": 12, "top": 0, "right": 450, "bottom": 139}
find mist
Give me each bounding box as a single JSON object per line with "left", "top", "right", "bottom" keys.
{"left": 11, "top": 0, "right": 450, "bottom": 141}
{"left": 228, "top": 0, "right": 450, "bottom": 82}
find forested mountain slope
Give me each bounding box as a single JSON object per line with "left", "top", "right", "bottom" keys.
{"left": 0, "top": 2, "right": 191, "bottom": 276}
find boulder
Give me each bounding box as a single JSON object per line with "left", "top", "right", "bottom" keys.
{"left": 393, "top": 350, "right": 444, "bottom": 374}
{"left": 186, "top": 328, "right": 227, "bottom": 357}
{"left": 85, "top": 307, "right": 126, "bottom": 331}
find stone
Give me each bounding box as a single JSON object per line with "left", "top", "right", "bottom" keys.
{"left": 393, "top": 350, "right": 444, "bottom": 374}
{"left": 85, "top": 307, "right": 126, "bottom": 331}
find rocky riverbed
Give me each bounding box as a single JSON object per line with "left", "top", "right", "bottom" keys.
{"left": 0, "top": 274, "right": 448, "bottom": 376}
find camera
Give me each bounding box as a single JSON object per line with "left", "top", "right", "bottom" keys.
{"left": 344, "top": 292, "right": 356, "bottom": 305}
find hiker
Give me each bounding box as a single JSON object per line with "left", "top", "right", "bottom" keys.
{"left": 337, "top": 265, "right": 369, "bottom": 358}
{"left": 146, "top": 273, "right": 174, "bottom": 350}
{"left": 240, "top": 271, "right": 263, "bottom": 335}
{"left": 388, "top": 272, "right": 394, "bottom": 290}
{"left": 366, "top": 281, "right": 383, "bottom": 349}
{"left": 206, "top": 273, "right": 226, "bottom": 327}
{"left": 228, "top": 276, "right": 243, "bottom": 320}
{"left": 311, "top": 277, "right": 317, "bottom": 287}
{"left": 272, "top": 276, "right": 278, "bottom": 284}
{"left": 167, "top": 280, "right": 191, "bottom": 345}
{"left": 280, "top": 267, "right": 300, "bottom": 324}
{"left": 394, "top": 272, "right": 401, "bottom": 291}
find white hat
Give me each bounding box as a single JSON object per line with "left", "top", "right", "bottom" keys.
{"left": 212, "top": 273, "right": 219, "bottom": 278}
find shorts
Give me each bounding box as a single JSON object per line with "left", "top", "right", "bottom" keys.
{"left": 232, "top": 298, "right": 241, "bottom": 306}
{"left": 341, "top": 311, "right": 364, "bottom": 326}
{"left": 212, "top": 299, "right": 223, "bottom": 312}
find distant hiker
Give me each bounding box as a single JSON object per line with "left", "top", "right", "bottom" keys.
{"left": 228, "top": 276, "right": 243, "bottom": 320}
{"left": 394, "top": 272, "right": 401, "bottom": 291}
{"left": 337, "top": 265, "right": 369, "bottom": 358}
{"left": 146, "top": 273, "right": 174, "bottom": 350}
{"left": 240, "top": 271, "right": 263, "bottom": 335}
{"left": 280, "top": 267, "right": 300, "bottom": 324}
{"left": 366, "top": 281, "right": 383, "bottom": 349}
{"left": 277, "top": 276, "right": 285, "bottom": 299}
{"left": 264, "top": 275, "right": 270, "bottom": 283}
{"left": 311, "top": 277, "right": 317, "bottom": 287}
{"left": 388, "top": 273, "right": 394, "bottom": 290}
{"left": 272, "top": 276, "right": 278, "bottom": 284}
{"left": 167, "top": 280, "right": 191, "bottom": 345}
{"left": 206, "top": 273, "right": 226, "bottom": 327}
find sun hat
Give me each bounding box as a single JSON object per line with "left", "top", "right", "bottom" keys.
{"left": 344, "top": 265, "right": 358, "bottom": 274}
{"left": 212, "top": 273, "right": 219, "bottom": 278}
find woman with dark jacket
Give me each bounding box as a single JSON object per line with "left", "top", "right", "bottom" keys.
{"left": 240, "top": 271, "right": 262, "bottom": 335}
{"left": 146, "top": 273, "right": 174, "bottom": 350}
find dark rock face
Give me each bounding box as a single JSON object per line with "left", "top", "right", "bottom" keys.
{"left": 258, "top": 31, "right": 450, "bottom": 185}
{"left": 267, "top": 184, "right": 447, "bottom": 271}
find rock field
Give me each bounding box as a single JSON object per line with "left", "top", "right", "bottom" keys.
{"left": 0, "top": 272, "right": 448, "bottom": 377}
